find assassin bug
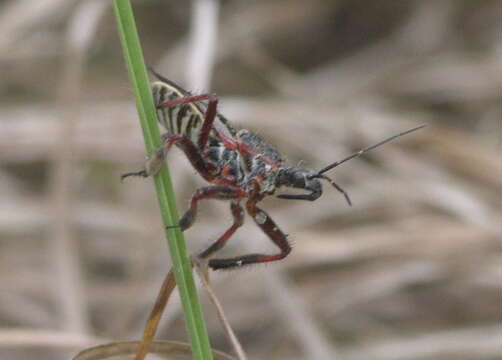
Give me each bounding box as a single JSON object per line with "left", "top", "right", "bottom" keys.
{"left": 122, "top": 70, "right": 425, "bottom": 270}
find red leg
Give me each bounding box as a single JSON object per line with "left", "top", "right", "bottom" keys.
{"left": 171, "top": 186, "right": 247, "bottom": 231}
{"left": 209, "top": 185, "right": 292, "bottom": 270}
{"left": 198, "top": 201, "right": 244, "bottom": 259}
{"left": 163, "top": 135, "right": 217, "bottom": 182}
{"left": 121, "top": 133, "right": 218, "bottom": 182}
{"left": 122, "top": 93, "right": 219, "bottom": 181}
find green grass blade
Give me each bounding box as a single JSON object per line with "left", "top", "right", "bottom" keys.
{"left": 112, "top": 1, "right": 213, "bottom": 359}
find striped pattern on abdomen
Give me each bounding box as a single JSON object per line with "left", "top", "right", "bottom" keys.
{"left": 152, "top": 81, "right": 205, "bottom": 145}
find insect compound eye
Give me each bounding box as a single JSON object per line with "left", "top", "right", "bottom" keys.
{"left": 306, "top": 177, "right": 322, "bottom": 192}
{"left": 293, "top": 172, "right": 306, "bottom": 187}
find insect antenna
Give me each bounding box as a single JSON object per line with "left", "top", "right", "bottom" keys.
{"left": 314, "top": 124, "right": 426, "bottom": 176}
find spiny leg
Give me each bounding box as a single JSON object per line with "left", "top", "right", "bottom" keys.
{"left": 167, "top": 186, "right": 246, "bottom": 231}
{"left": 209, "top": 195, "right": 292, "bottom": 270}
{"left": 198, "top": 201, "right": 244, "bottom": 259}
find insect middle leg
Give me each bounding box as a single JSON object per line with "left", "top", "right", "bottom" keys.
{"left": 198, "top": 201, "right": 244, "bottom": 260}
{"left": 209, "top": 197, "right": 292, "bottom": 270}
{"left": 169, "top": 186, "right": 246, "bottom": 231}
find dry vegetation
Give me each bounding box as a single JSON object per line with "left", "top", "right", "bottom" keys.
{"left": 1, "top": 0, "right": 502, "bottom": 359}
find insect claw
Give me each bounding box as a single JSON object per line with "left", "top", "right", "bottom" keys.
{"left": 120, "top": 169, "right": 148, "bottom": 182}
{"left": 344, "top": 193, "right": 352, "bottom": 207}
{"left": 165, "top": 210, "right": 195, "bottom": 232}
{"left": 178, "top": 209, "right": 195, "bottom": 231}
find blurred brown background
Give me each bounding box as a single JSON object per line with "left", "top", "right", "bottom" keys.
{"left": 1, "top": 0, "right": 502, "bottom": 359}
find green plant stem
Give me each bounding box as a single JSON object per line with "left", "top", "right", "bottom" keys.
{"left": 112, "top": 1, "right": 213, "bottom": 359}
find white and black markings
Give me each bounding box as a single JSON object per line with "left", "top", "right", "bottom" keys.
{"left": 254, "top": 211, "right": 267, "bottom": 225}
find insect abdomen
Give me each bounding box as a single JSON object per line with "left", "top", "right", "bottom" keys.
{"left": 152, "top": 81, "right": 204, "bottom": 144}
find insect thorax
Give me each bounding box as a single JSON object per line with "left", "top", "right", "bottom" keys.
{"left": 236, "top": 130, "right": 285, "bottom": 195}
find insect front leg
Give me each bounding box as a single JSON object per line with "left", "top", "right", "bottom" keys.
{"left": 209, "top": 195, "right": 292, "bottom": 270}
{"left": 198, "top": 201, "right": 244, "bottom": 259}
{"left": 168, "top": 186, "right": 246, "bottom": 231}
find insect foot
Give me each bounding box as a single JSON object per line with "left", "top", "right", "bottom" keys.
{"left": 120, "top": 148, "right": 165, "bottom": 182}
{"left": 208, "top": 257, "right": 244, "bottom": 270}
{"left": 165, "top": 211, "right": 194, "bottom": 231}
{"left": 145, "top": 148, "right": 165, "bottom": 176}
{"left": 177, "top": 209, "right": 196, "bottom": 231}
{"left": 120, "top": 169, "right": 148, "bottom": 182}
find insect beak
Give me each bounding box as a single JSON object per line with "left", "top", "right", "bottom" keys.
{"left": 277, "top": 189, "right": 322, "bottom": 201}
{"left": 277, "top": 178, "right": 322, "bottom": 201}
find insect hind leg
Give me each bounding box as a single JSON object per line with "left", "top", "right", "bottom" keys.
{"left": 171, "top": 186, "right": 246, "bottom": 232}
{"left": 198, "top": 201, "right": 244, "bottom": 259}
{"left": 121, "top": 134, "right": 215, "bottom": 182}
{"left": 122, "top": 87, "right": 219, "bottom": 181}
{"left": 121, "top": 148, "right": 165, "bottom": 181}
